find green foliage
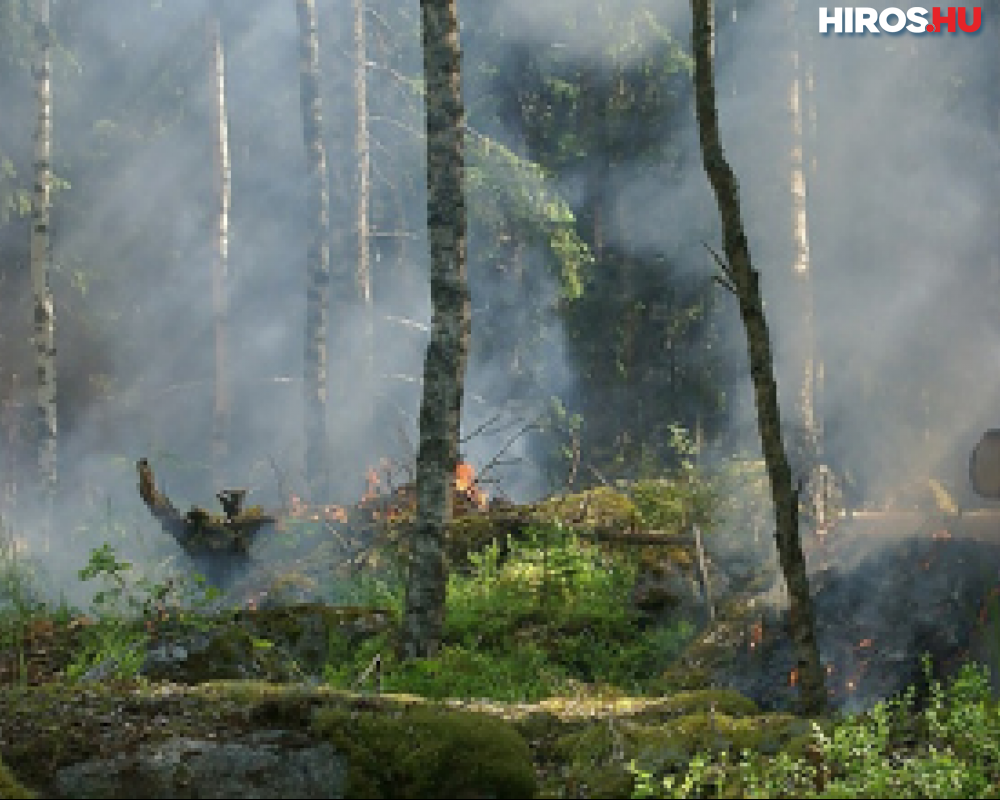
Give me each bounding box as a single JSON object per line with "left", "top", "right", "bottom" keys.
{"left": 466, "top": 130, "right": 593, "bottom": 299}
{"left": 628, "top": 660, "right": 1000, "bottom": 798}
{"left": 66, "top": 543, "right": 221, "bottom": 681}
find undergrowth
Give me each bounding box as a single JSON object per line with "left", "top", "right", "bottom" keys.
{"left": 629, "top": 658, "right": 1000, "bottom": 798}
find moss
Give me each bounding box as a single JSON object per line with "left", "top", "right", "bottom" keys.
{"left": 0, "top": 759, "right": 35, "bottom": 800}
{"left": 533, "top": 487, "right": 641, "bottom": 529}
{"left": 311, "top": 704, "right": 537, "bottom": 799}
{"left": 553, "top": 709, "right": 814, "bottom": 798}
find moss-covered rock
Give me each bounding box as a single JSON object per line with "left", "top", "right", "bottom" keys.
{"left": 0, "top": 760, "right": 35, "bottom": 800}
{"left": 312, "top": 704, "right": 537, "bottom": 798}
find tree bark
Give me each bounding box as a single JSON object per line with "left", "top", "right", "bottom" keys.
{"left": 30, "top": 0, "right": 57, "bottom": 511}
{"left": 296, "top": 0, "right": 331, "bottom": 501}
{"left": 401, "top": 0, "right": 471, "bottom": 659}
{"left": 208, "top": 15, "right": 231, "bottom": 490}
{"left": 689, "top": 0, "right": 827, "bottom": 714}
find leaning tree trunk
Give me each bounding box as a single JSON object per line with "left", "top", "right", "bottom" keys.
{"left": 30, "top": 0, "right": 57, "bottom": 514}
{"left": 207, "top": 15, "right": 231, "bottom": 490}
{"left": 689, "top": 0, "right": 827, "bottom": 714}
{"left": 296, "top": 0, "right": 331, "bottom": 500}
{"left": 400, "top": 0, "right": 471, "bottom": 659}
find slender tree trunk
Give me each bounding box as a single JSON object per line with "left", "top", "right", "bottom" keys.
{"left": 30, "top": 0, "right": 57, "bottom": 514}
{"left": 354, "top": 0, "right": 375, "bottom": 409}
{"left": 401, "top": 0, "right": 471, "bottom": 659}
{"left": 787, "top": 0, "right": 820, "bottom": 464}
{"left": 208, "top": 15, "right": 231, "bottom": 490}
{"left": 689, "top": 0, "right": 826, "bottom": 714}
{"left": 296, "top": 0, "right": 331, "bottom": 500}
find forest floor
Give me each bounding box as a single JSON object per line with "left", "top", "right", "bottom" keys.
{"left": 2, "top": 479, "right": 1000, "bottom": 798}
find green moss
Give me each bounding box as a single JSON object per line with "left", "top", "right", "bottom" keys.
{"left": 554, "top": 709, "right": 813, "bottom": 798}
{"left": 533, "top": 487, "right": 641, "bottom": 529}
{"left": 0, "top": 759, "right": 35, "bottom": 800}
{"left": 311, "top": 704, "right": 537, "bottom": 799}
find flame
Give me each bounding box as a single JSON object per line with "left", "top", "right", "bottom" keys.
{"left": 455, "top": 461, "right": 490, "bottom": 510}
{"left": 789, "top": 668, "right": 798, "bottom": 687}
{"left": 859, "top": 638, "right": 873, "bottom": 649}
{"left": 748, "top": 620, "right": 763, "bottom": 651}
{"left": 456, "top": 462, "right": 475, "bottom": 492}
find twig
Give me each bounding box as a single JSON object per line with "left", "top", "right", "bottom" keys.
{"left": 693, "top": 524, "right": 715, "bottom": 621}
{"left": 477, "top": 414, "right": 545, "bottom": 482}
{"left": 460, "top": 411, "right": 509, "bottom": 444}
{"left": 354, "top": 653, "right": 382, "bottom": 695}
{"left": 587, "top": 464, "right": 611, "bottom": 487}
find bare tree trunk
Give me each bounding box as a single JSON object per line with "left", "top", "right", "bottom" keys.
{"left": 296, "top": 0, "right": 331, "bottom": 500}
{"left": 787, "top": 0, "right": 820, "bottom": 462}
{"left": 354, "top": 0, "right": 375, "bottom": 411}
{"left": 401, "top": 0, "right": 471, "bottom": 659}
{"left": 208, "top": 15, "right": 231, "bottom": 490}
{"left": 689, "top": 0, "right": 827, "bottom": 714}
{"left": 30, "top": 0, "right": 57, "bottom": 516}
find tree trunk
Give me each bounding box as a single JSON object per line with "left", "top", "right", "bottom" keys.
{"left": 400, "top": 0, "right": 471, "bottom": 659}
{"left": 30, "top": 0, "right": 57, "bottom": 513}
{"left": 787, "top": 0, "right": 821, "bottom": 466}
{"left": 296, "top": 0, "right": 331, "bottom": 500}
{"left": 208, "top": 15, "right": 231, "bottom": 490}
{"left": 689, "top": 0, "right": 827, "bottom": 714}
{"left": 353, "top": 0, "right": 375, "bottom": 413}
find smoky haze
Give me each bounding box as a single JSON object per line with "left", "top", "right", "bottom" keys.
{"left": 0, "top": 0, "right": 996, "bottom": 612}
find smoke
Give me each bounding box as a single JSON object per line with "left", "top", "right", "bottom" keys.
{"left": 0, "top": 0, "right": 996, "bottom": 624}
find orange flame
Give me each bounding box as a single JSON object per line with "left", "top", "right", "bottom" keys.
{"left": 789, "top": 668, "right": 798, "bottom": 687}
{"left": 456, "top": 462, "right": 475, "bottom": 492}
{"left": 455, "top": 461, "right": 489, "bottom": 510}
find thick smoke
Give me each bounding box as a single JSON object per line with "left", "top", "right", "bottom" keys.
{"left": 0, "top": 0, "right": 996, "bottom": 622}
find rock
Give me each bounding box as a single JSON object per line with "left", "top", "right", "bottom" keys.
{"left": 54, "top": 732, "right": 346, "bottom": 799}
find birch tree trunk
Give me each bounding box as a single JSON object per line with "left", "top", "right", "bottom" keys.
{"left": 296, "top": 0, "right": 331, "bottom": 500}
{"left": 401, "top": 0, "right": 471, "bottom": 659}
{"left": 208, "top": 15, "right": 231, "bottom": 490}
{"left": 30, "top": 0, "right": 57, "bottom": 512}
{"left": 787, "top": 0, "right": 821, "bottom": 467}
{"left": 689, "top": 0, "right": 827, "bottom": 714}
{"left": 353, "top": 0, "right": 375, "bottom": 410}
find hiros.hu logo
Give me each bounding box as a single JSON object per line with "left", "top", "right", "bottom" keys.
{"left": 819, "top": 7, "right": 982, "bottom": 33}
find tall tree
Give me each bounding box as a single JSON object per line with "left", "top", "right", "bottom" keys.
{"left": 207, "top": 14, "right": 231, "bottom": 490}
{"left": 30, "top": 0, "right": 57, "bottom": 512}
{"left": 689, "top": 0, "right": 826, "bottom": 713}
{"left": 786, "top": 0, "right": 821, "bottom": 471}
{"left": 353, "top": 0, "right": 375, "bottom": 405}
{"left": 296, "top": 0, "right": 331, "bottom": 500}
{"left": 400, "top": 0, "right": 471, "bottom": 659}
